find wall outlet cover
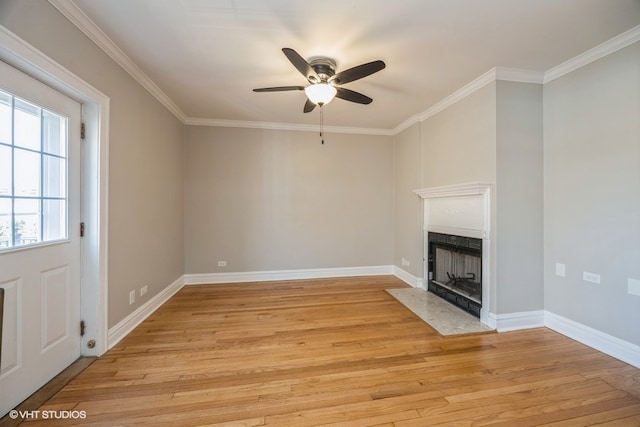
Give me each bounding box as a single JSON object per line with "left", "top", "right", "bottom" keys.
{"left": 582, "top": 272, "right": 601, "bottom": 284}
{"left": 555, "top": 263, "right": 566, "bottom": 277}
{"left": 628, "top": 278, "right": 640, "bottom": 296}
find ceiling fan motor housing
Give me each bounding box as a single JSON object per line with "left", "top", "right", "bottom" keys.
{"left": 308, "top": 57, "right": 336, "bottom": 82}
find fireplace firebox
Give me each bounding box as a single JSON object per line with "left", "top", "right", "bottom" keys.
{"left": 428, "top": 232, "right": 482, "bottom": 317}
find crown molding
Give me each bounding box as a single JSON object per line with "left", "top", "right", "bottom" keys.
{"left": 392, "top": 113, "right": 422, "bottom": 135}
{"left": 418, "top": 68, "right": 497, "bottom": 121}
{"left": 47, "top": 1, "right": 638, "bottom": 135}
{"left": 544, "top": 24, "right": 640, "bottom": 84}
{"left": 48, "top": 0, "right": 392, "bottom": 136}
{"left": 495, "top": 67, "right": 545, "bottom": 84}
{"left": 392, "top": 67, "right": 543, "bottom": 135}
{"left": 184, "top": 117, "right": 394, "bottom": 135}
{"left": 48, "top": 0, "right": 188, "bottom": 123}
{"left": 393, "top": 23, "right": 640, "bottom": 135}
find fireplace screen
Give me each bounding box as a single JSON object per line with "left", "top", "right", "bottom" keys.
{"left": 428, "top": 232, "right": 482, "bottom": 317}
{"left": 434, "top": 247, "right": 481, "bottom": 300}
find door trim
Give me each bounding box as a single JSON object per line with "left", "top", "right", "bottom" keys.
{"left": 0, "top": 25, "right": 109, "bottom": 356}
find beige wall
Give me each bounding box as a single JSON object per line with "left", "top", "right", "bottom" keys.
{"left": 544, "top": 41, "right": 640, "bottom": 345}
{"left": 184, "top": 126, "right": 394, "bottom": 273}
{"left": 421, "top": 83, "right": 497, "bottom": 187}
{"left": 392, "top": 123, "right": 423, "bottom": 278}
{"left": 0, "top": 1, "right": 185, "bottom": 328}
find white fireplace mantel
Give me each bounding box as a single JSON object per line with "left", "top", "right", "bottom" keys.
{"left": 414, "top": 182, "right": 491, "bottom": 240}
{"left": 414, "top": 182, "right": 492, "bottom": 324}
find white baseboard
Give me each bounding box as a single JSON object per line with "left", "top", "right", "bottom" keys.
{"left": 488, "top": 310, "right": 546, "bottom": 332}
{"left": 545, "top": 311, "right": 640, "bottom": 369}
{"left": 392, "top": 266, "right": 426, "bottom": 289}
{"left": 484, "top": 309, "right": 640, "bottom": 368}
{"left": 107, "top": 275, "right": 185, "bottom": 349}
{"left": 184, "top": 265, "right": 395, "bottom": 285}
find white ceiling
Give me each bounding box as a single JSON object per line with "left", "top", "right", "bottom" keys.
{"left": 58, "top": 0, "right": 640, "bottom": 132}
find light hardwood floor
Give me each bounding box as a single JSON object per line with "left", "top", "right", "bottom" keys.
{"left": 20, "top": 276, "right": 640, "bottom": 426}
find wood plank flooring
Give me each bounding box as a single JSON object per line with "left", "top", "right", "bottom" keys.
{"left": 18, "top": 276, "right": 640, "bottom": 426}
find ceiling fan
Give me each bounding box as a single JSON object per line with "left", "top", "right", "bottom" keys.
{"left": 253, "top": 48, "right": 385, "bottom": 113}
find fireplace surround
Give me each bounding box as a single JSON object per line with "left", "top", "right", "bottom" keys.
{"left": 415, "top": 182, "right": 491, "bottom": 324}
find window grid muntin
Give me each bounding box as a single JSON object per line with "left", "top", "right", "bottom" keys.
{"left": 0, "top": 88, "right": 69, "bottom": 250}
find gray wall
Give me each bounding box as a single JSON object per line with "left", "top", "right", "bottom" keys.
{"left": 391, "top": 43, "right": 638, "bottom": 346}
{"left": 184, "top": 126, "right": 394, "bottom": 273}
{"left": 544, "top": 41, "right": 640, "bottom": 345}
{"left": 495, "top": 81, "right": 544, "bottom": 314}
{"left": 392, "top": 81, "right": 546, "bottom": 316}
{"left": 420, "top": 83, "right": 499, "bottom": 313}
{"left": 0, "top": 1, "right": 185, "bottom": 328}
{"left": 420, "top": 83, "right": 497, "bottom": 187}
{"left": 4, "top": 0, "right": 638, "bottom": 348}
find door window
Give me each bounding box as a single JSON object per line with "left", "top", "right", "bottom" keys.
{"left": 0, "top": 89, "right": 68, "bottom": 250}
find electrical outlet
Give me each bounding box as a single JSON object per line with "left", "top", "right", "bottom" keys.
{"left": 129, "top": 290, "right": 135, "bottom": 305}
{"left": 401, "top": 258, "right": 410, "bottom": 267}
{"left": 218, "top": 260, "right": 227, "bottom": 267}
{"left": 582, "top": 272, "right": 601, "bottom": 284}
{"left": 140, "top": 285, "right": 148, "bottom": 297}
{"left": 628, "top": 278, "right": 640, "bottom": 296}
{"left": 555, "top": 263, "right": 566, "bottom": 277}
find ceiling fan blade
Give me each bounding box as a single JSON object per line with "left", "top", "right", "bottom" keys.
{"left": 282, "top": 48, "right": 319, "bottom": 82}
{"left": 303, "top": 98, "right": 316, "bottom": 113}
{"left": 335, "top": 87, "right": 373, "bottom": 104}
{"left": 253, "top": 86, "right": 305, "bottom": 92}
{"left": 330, "top": 60, "right": 385, "bottom": 85}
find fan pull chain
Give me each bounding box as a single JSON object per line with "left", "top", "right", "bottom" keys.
{"left": 320, "top": 106, "right": 325, "bottom": 144}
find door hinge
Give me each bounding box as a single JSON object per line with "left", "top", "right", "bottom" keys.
{"left": 81, "top": 122, "right": 86, "bottom": 140}
{"left": 80, "top": 222, "right": 85, "bottom": 237}
{"left": 80, "top": 320, "right": 86, "bottom": 337}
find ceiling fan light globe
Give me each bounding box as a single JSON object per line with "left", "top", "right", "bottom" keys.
{"left": 304, "top": 83, "right": 337, "bottom": 106}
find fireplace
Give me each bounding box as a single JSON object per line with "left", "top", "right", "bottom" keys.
{"left": 428, "top": 232, "right": 482, "bottom": 317}
{"left": 427, "top": 232, "right": 482, "bottom": 317}
{"left": 415, "top": 182, "right": 491, "bottom": 323}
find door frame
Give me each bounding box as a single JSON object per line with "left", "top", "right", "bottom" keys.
{"left": 0, "top": 25, "right": 109, "bottom": 356}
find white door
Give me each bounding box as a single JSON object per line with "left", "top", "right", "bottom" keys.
{"left": 0, "top": 60, "right": 82, "bottom": 416}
